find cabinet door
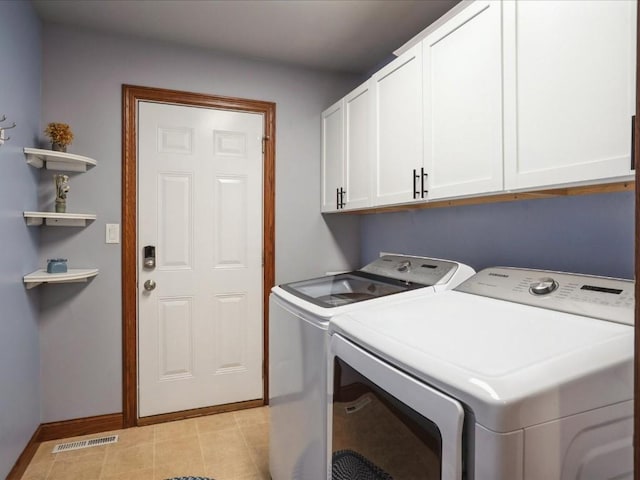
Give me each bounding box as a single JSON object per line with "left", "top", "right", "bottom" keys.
{"left": 343, "top": 82, "right": 371, "bottom": 211}
{"left": 503, "top": 0, "right": 636, "bottom": 190}
{"left": 372, "top": 43, "right": 424, "bottom": 207}
{"left": 423, "top": 0, "right": 503, "bottom": 200}
{"left": 321, "top": 99, "right": 344, "bottom": 212}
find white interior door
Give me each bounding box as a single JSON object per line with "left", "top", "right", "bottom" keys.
{"left": 138, "top": 101, "right": 264, "bottom": 417}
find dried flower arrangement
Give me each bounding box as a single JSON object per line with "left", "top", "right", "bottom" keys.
{"left": 44, "top": 122, "right": 74, "bottom": 150}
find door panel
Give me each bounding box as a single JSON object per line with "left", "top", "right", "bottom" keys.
{"left": 159, "top": 298, "right": 193, "bottom": 379}
{"left": 138, "top": 101, "right": 263, "bottom": 417}
{"left": 214, "top": 176, "right": 248, "bottom": 267}
{"left": 344, "top": 82, "right": 371, "bottom": 210}
{"left": 158, "top": 126, "right": 194, "bottom": 154}
{"left": 424, "top": 0, "right": 503, "bottom": 200}
{"left": 213, "top": 293, "right": 249, "bottom": 373}
{"left": 158, "top": 174, "right": 192, "bottom": 268}
{"left": 372, "top": 43, "right": 424, "bottom": 206}
{"left": 321, "top": 100, "right": 344, "bottom": 212}
{"left": 503, "top": 0, "right": 636, "bottom": 189}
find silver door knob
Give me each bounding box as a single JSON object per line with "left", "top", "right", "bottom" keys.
{"left": 143, "top": 279, "right": 156, "bottom": 291}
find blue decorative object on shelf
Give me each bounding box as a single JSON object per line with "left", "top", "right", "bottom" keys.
{"left": 47, "top": 258, "right": 68, "bottom": 274}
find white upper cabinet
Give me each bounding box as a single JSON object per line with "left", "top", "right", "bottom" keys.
{"left": 321, "top": 82, "right": 372, "bottom": 212}
{"left": 344, "top": 82, "right": 372, "bottom": 210}
{"left": 320, "top": 0, "right": 635, "bottom": 214}
{"left": 503, "top": 0, "right": 637, "bottom": 190}
{"left": 423, "top": 0, "right": 504, "bottom": 200}
{"left": 372, "top": 43, "right": 425, "bottom": 207}
{"left": 321, "top": 99, "right": 344, "bottom": 212}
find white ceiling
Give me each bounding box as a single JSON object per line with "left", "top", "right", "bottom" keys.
{"left": 31, "top": 0, "right": 460, "bottom": 74}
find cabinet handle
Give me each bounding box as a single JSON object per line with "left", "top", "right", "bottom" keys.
{"left": 421, "top": 168, "right": 428, "bottom": 198}
{"left": 335, "top": 187, "right": 346, "bottom": 209}
{"left": 632, "top": 115, "right": 636, "bottom": 170}
{"left": 412, "top": 169, "right": 420, "bottom": 199}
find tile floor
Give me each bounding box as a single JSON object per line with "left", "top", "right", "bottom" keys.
{"left": 21, "top": 407, "right": 270, "bottom": 480}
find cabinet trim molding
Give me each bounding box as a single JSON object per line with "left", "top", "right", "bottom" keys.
{"left": 343, "top": 181, "right": 634, "bottom": 215}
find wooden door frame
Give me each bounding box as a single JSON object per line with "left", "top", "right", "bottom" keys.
{"left": 121, "top": 85, "right": 275, "bottom": 427}
{"left": 636, "top": 2, "right": 640, "bottom": 477}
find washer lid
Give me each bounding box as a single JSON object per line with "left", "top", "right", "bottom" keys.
{"left": 330, "top": 288, "right": 633, "bottom": 433}
{"left": 273, "top": 255, "right": 475, "bottom": 316}
{"left": 279, "top": 270, "right": 424, "bottom": 309}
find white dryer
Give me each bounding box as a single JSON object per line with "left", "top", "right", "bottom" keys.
{"left": 329, "top": 267, "right": 634, "bottom": 480}
{"left": 269, "top": 255, "right": 475, "bottom": 480}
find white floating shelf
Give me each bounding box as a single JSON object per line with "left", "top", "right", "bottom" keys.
{"left": 24, "top": 211, "right": 97, "bottom": 227}
{"left": 23, "top": 268, "right": 99, "bottom": 289}
{"left": 23, "top": 148, "right": 97, "bottom": 172}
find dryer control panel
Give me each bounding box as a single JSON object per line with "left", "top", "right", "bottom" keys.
{"left": 455, "top": 267, "right": 634, "bottom": 325}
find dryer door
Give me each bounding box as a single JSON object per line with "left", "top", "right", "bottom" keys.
{"left": 330, "top": 334, "right": 465, "bottom": 480}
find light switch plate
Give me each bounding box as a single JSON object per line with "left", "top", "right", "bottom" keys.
{"left": 106, "top": 223, "right": 120, "bottom": 244}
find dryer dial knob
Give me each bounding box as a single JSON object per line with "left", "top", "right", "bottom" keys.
{"left": 529, "top": 277, "right": 559, "bottom": 295}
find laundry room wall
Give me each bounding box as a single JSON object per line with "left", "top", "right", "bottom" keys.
{"left": 360, "top": 191, "right": 634, "bottom": 279}
{"left": 39, "top": 24, "right": 360, "bottom": 422}
{"left": 0, "top": 2, "right": 42, "bottom": 477}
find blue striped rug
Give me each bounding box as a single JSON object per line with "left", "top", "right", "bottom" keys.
{"left": 332, "top": 449, "right": 393, "bottom": 480}
{"left": 166, "top": 477, "right": 215, "bottom": 480}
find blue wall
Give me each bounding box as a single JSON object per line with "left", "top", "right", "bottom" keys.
{"left": 361, "top": 191, "right": 634, "bottom": 279}
{"left": 0, "top": 2, "right": 42, "bottom": 476}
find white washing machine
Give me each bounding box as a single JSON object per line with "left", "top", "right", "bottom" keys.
{"left": 268, "top": 255, "right": 475, "bottom": 480}
{"left": 328, "top": 267, "right": 634, "bottom": 480}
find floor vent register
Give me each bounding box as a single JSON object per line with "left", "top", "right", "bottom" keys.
{"left": 52, "top": 434, "right": 118, "bottom": 453}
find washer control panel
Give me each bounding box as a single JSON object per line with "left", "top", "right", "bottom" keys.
{"left": 455, "top": 267, "right": 634, "bottom": 325}
{"left": 360, "top": 255, "right": 459, "bottom": 286}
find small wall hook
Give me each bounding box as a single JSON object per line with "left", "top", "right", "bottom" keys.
{"left": 0, "top": 114, "right": 16, "bottom": 146}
